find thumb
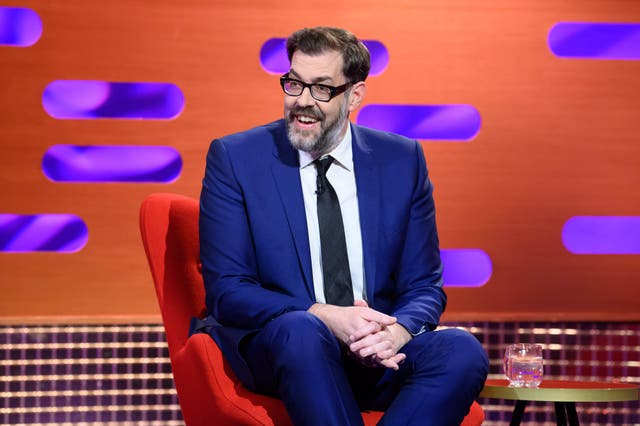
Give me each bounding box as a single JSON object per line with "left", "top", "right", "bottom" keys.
{"left": 353, "top": 299, "right": 369, "bottom": 308}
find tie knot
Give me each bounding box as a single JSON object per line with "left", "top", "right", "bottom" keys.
{"left": 314, "top": 156, "right": 334, "bottom": 177}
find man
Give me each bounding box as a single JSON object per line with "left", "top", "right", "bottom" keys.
{"left": 200, "top": 27, "right": 488, "bottom": 425}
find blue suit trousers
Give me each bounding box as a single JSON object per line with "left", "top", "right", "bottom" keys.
{"left": 243, "top": 311, "right": 488, "bottom": 426}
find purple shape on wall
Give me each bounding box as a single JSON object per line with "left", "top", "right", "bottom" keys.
{"left": 363, "top": 40, "right": 389, "bottom": 76}
{"left": 42, "top": 145, "right": 182, "bottom": 183}
{"left": 0, "top": 214, "right": 88, "bottom": 253}
{"left": 548, "top": 22, "right": 640, "bottom": 60}
{"left": 357, "top": 104, "right": 481, "bottom": 141}
{"left": 562, "top": 216, "right": 640, "bottom": 254}
{"left": 259, "top": 38, "right": 389, "bottom": 76}
{"left": 0, "top": 7, "right": 42, "bottom": 47}
{"left": 260, "top": 38, "right": 288, "bottom": 74}
{"left": 42, "top": 80, "right": 184, "bottom": 119}
{"left": 441, "top": 249, "right": 492, "bottom": 287}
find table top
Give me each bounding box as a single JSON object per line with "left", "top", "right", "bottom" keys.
{"left": 480, "top": 379, "right": 640, "bottom": 402}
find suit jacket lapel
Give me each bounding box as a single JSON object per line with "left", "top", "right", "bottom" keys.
{"left": 352, "top": 124, "right": 380, "bottom": 304}
{"left": 270, "top": 122, "right": 315, "bottom": 299}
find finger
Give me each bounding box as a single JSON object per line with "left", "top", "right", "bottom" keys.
{"left": 349, "top": 351, "right": 377, "bottom": 367}
{"left": 381, "top": 353, "right": 406, "bottom": 370}
{"left": 379, "top": 358, "right": 400, "bottom": 370}
{"left": 367, "top": 338, "right": 396, "bottom": 359}
{"left": 350, "top": 327, "right": 393, "bottom": 352}
{"left": 372, "top": 348, "right": 396, "bottom": 360}
{"left": 392, "top": 353, "right": 406, "bottom": 364}
{"left": 349, "top": 332, "right": 384, "bottom": 353}
{"left": 350, "top": 303, "right": 396, "bottom": 326}
{"left": 349, "top": 321, "right": 381, "bottom": 343}
{"left": 351, "top": 326, "right": 393, "bottom": 348}
{"left": 355, "top": 339, "right": 393, "bottom": 359}
{"left": 361, "top": 310, "right": 396, "bottom": 326}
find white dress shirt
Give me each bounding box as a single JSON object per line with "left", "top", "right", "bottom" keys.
{"left": 298, "top": 127, "right": 365, "bottom": 304}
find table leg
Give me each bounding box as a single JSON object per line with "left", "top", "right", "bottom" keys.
{"left": 554, "top": 402, "right": 580, "bottom": 426}
{"left": 509, "top": 400, "right": 528, "bottom": 426}
{"left": 554, "top": 402, "right": 567, "bottom": 425}
{"left": 565, "top": 402, "right": 580, "bottom": 425}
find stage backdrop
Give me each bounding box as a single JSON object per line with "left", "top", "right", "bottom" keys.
{"left": 1, "top": 0, "right": 638, "bottom": 322}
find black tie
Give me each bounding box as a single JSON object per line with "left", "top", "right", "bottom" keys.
{"left": 314, "top": 156, "right": 354, "bottom": 307}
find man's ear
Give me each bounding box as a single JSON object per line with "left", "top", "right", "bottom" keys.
{"left": 347, "top": 81, "right": 367, "bottom": 112}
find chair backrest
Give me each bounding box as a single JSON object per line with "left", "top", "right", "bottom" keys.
{"left": 140, "top": 193, "right": 206, "bottom": 355}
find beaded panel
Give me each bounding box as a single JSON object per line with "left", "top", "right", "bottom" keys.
{"left": 1, "top": 322, "right": 638, "bottom": 425}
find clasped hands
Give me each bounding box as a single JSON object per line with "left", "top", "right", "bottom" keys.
{"left": 308, "top": 300, "right": 412, "bottom": 370}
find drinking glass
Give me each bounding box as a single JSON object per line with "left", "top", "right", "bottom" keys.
{"left": 503, "top": 343, "right": 543, "bottom": 387}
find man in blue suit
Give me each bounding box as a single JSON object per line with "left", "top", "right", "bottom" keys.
{"left": 200, "top": 27, "right": 488, "bottom": 425}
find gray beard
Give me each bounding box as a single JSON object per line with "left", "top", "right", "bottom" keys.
{"left": 286, "top": 99, "right": 348, "bottom": 156}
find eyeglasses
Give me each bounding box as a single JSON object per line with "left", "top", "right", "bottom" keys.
{"left": 280, "top": 74, "right": 352, "bottom": 102}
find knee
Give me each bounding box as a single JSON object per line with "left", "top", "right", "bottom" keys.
{"left": 439, "top": 328, "right": 489, "bottom": 380}
{"left": 411, "top": 328, "right": 488, "bottom": 382}
{"left": 263, "top": 311, "right": 340, "bottom": 364}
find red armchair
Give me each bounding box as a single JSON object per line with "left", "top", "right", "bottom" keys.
{"left": 140, "top": 192, "right": 484, "bottom": 425}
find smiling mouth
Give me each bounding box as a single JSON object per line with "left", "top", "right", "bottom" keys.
{"left": 290, "top": 107, "right": 323, "bottom": 129}
{"left": 295, "top": 114, "right": 320, "bottom": 127}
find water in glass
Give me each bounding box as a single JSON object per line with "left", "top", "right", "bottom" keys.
{"left": 504, "top": 343, "right": 543, "bottom": 387}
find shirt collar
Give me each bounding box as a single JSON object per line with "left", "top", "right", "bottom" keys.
{"left": 299, "top": 124, "right": 353, "bottom": 172}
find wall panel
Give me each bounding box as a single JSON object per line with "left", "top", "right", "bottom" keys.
{"left": 1, "top": 0, "right": 638, "bottom": 321}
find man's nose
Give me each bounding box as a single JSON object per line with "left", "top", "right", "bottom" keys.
{"left": 295, "top": 86, "right": 315, "bottom": 107}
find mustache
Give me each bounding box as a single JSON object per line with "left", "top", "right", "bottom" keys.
{"left": 289, "top": 107, "right": 324, "bottom": 121}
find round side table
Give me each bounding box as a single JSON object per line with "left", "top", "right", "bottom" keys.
{"left": 480, "top": 379, "right": 640, "bottom": 426}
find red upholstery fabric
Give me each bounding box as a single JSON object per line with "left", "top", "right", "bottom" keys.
{"left": 140, "top": 192, "right": 484, "bottom": 425}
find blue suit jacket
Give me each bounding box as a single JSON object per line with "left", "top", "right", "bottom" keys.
{"left": 199, "top": 119, "right": 446, "bottom": 389}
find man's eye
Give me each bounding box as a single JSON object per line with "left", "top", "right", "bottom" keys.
{"left": 314, "top": 86, "right": 331, "bottom": 95}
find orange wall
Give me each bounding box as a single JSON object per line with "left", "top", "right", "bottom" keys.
{"left": 1, "top": 0, "right": 639, "bottom": 322}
